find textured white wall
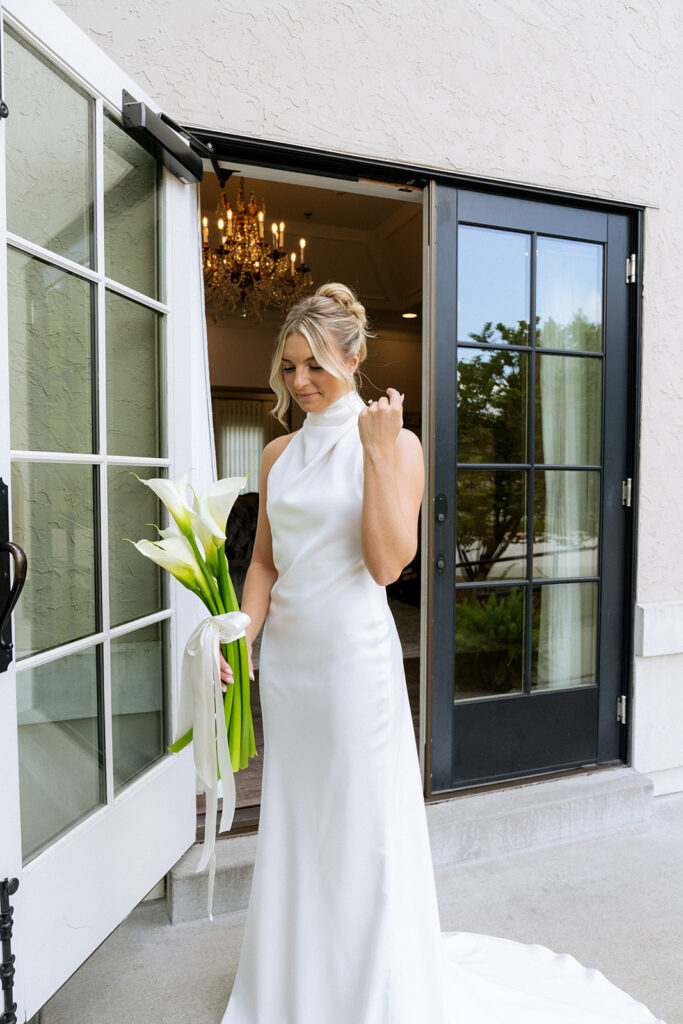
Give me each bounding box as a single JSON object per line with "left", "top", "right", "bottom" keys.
{"left": 50, "top": 0, "right": 683, "bottom": 781}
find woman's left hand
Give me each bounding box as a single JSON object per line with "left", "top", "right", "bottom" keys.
{"left": 358, "top": 387, "right": 405, "bottom": 453}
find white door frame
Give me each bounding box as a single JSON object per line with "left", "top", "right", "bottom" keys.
{"left": 0, "top": 1, "right": 206, "bottom": 1017}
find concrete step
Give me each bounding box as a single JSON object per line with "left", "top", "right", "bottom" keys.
{"left": 167, "top": 765, "right": 653, "bottom": 923}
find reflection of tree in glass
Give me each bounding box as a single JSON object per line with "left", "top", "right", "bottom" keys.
{"left": 457, "top": 319, "right": 529, "bottom": 582}
{"left": 456, "top": 471, "right": 525, "bottom": 582}
{"left": 537, "top": 310, "right": 601, "bottom": 352}
{"left": 457, "top": 313, "right": 600, "bottom": 582}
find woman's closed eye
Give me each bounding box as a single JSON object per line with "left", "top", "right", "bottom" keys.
{"left": 283, "top": 365, "right": 321, "bottom": 372}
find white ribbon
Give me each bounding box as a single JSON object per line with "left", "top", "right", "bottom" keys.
{"left": 172, "top": 610, "right": 251, "bottom": 921}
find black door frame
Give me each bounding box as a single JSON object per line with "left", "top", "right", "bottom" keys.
{"left": 184, "top": 124, "right": 643, "bottom": 799}
{"left": 429, "top": 185, "right": 641, "bottom": 793}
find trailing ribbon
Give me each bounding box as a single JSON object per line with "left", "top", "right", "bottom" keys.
{"left": 171, "top": 610, "right": 251, "bottom": 921}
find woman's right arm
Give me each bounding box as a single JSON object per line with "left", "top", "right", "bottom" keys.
{"left": 220, "top": 433, "right": 293, "bottom": 688}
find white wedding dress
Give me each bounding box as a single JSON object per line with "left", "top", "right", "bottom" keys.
{"left": 220, "top": 390, "right": 665, "bottom": 1024}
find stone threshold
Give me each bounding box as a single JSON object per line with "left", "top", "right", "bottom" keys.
{"left": 167, "top": 765, "right": 653, "bottom": 923}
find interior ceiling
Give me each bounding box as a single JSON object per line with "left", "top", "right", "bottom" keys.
{"left": 200, "top": 171, "right": 423, "bottom": 330}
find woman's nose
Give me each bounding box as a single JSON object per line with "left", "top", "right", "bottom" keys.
{"left": 293, "top": 367, "right": 310, "bottom": 389}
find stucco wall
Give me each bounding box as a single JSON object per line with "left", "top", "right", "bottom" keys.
{"left": 50, "top": 0, "right": 683, "bottom": 786}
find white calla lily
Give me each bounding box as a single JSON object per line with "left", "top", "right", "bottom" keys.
{"left": 197, "top": 476, "right": 247, "bottom": 545}
{"left": 135, "top": 470, "right": 196, "bottom": 536}
{"left": 192, "top": 511, "right": 221, "bottom": 575}
{"left": 132, "top": 536, "right": 202, "bottom": 591}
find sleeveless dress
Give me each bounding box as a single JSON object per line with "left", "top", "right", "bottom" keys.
{"left": 220, "top": 390, "right": 665, "bottom": 1024}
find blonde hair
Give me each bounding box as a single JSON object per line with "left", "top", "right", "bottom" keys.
{"left": 268, "top": 282, "right": 375, "bottom": 427}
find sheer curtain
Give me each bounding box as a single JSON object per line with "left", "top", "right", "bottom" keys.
{"left": 537, "top": 346, "right": 596, "bottom": 690}
{"left": 212, "top": 396, "right": 280, "bottom": 493}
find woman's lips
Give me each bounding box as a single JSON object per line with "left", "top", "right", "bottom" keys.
{"left": 298, "top": 392, "right": 318, "bottom": 398}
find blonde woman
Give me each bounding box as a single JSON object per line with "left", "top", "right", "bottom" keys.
{"left": 218, "top": 284, "right": 664, "bottom": 1024}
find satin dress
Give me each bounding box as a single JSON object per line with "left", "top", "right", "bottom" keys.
{"left": 220, "top": 389, "right": 665, "bottom": 1024}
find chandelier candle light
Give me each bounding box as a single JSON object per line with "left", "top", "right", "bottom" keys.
{"left": 128, "top": 470, "right": 257, "bottom": 920}
{"left": 202, "top": 176, "right": 313, "bottom": 320}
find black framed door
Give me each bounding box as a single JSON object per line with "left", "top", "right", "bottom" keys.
{"left": 430, "top": 184, "right": 637, "bottom": 791}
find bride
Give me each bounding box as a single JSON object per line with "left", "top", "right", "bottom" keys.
{"left": 217, "top": 282, "right": 665, "bottom": 1024}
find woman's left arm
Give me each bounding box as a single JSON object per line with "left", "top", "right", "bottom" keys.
{"left": 359, "top": 387, "right": 425, "bottom": 586}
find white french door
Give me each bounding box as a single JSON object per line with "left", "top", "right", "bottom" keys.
{"left": 0, "top": 2, "right": 205, "bottom": 1018}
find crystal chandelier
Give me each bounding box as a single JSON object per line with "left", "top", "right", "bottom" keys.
{"left": 202, "top": 176, "right": 314, "bottom": 321}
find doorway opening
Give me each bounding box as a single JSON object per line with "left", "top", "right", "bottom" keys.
{"left": 196, "top": 164, "right": 425, "bottom": 839}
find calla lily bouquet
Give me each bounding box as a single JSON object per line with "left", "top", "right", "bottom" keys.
{"left": 129, "top": 469, "right": 257, "bottom": 774}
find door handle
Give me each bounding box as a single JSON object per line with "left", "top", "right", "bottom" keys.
{"left": 0, "top": 541, "right": 26, "bottom": 673}
{"left": 0, "top": 477, "right": 27, "bottom": 673}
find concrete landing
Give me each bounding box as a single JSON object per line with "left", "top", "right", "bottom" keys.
{"left": 169, "top": 766, "right": 653, "bottom": 923}
{"left": 37, "top": 789, "right": 682, "bottom": 1024}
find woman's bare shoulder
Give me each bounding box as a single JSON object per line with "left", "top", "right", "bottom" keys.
{"left": 262, "top": 430, "right": 299, "bottom": 472}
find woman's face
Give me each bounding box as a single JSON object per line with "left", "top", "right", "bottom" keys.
{"left": 281, "top": 331, "right": 358, "bottom": 413}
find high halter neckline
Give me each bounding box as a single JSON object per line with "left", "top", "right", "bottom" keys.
{"left": 304, "top": 390, "right": 365, "bottom": 427}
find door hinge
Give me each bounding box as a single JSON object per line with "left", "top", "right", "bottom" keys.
{"left": 622, "top": 478, "right": 632, "bottom": 507}
{"left": 626, "top": 253, "right": 637, "bottom": 285}
{"left": 617, "top": 695, "right": 627, "bottom": 724}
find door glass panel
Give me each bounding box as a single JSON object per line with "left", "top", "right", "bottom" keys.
{"left": 535, "top": 354, "right": 601, "bottom": 465}
{"left": 11, "top": 462, "right": 97, "bottom": 659}
{"left": 458, "top": 226, "right": 531, "bottom": 345}
{"left": 456, "top": 470, "right": 526, "bottom": 582}
{"left": 17, "top": 647, "right": 104, "bottom": 862}
{"left": 455, "top": 586, "right": 525, "bottom": 699}
{"left": 533, "top": 470, "right": 599, "bottom": 578}
{"left": 8, "top": 249, "right": 95, "bottom": 453}
{"left": 531, "top": 582, "right": 597, "bottom": 689}
{"left": 104, "top": 112, "right": 162, "bottom": 300}
{"left": 106, "top": 290, "right": 164, "bottom": 458}
{"left": 536, "top": 237, "right": 603, "bottom": 352}
{"left": 457, "top": 349, "right": 528, "bottom": 464}
{"left": 3, "top": 24, "right": 94, "bottom": 267}
{"left": 112, "top": 622, "right": 167, "bottom": 792}
{"left": 108, "top": 465, "right": 165, "bottom": 628}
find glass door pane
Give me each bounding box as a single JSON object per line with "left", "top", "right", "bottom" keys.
{"left": 17, "top": 647, "right": 104, "bottom": 862}
{"left": 104, "top": 111, "right": 163, "bottom": 300}
{"left": 105, "top": 290, "right": 165, "bottom": 458}
{"left": 4, "top": 25, "right": 94, "bottom": 266}
{"left": 536, "top": 236, "right": 603, "bottom": 352}
{"left": 108, "top": 464, "right": 165, "bottom": 628}
{"left": 10, "top": 462, "right": 98, "bottom": 659}
{"left": 8, "top": 250, "right": 96, "bottom": 453}
{"left": 111, "top": 621, "right": 167, "bottom": 792}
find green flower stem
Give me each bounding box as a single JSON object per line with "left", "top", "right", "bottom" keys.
{"left": 217, "top": 546, "right": 257, "bottom": 768}
{"left": 224, "top": 630, "right": 240, "bottom": 737}
{"left": 168, "top": 728, "right": 193, "bottom": 753}
{"left": 217, "top": 548, "right": 237, "bottom": 612}
{"left": 215, "top": 543, "right": 244, "bottom": 773}
{"left": 238, "top": 634, "right": 251, "bottom": 769}
{"left": 192, "top": 569, "right": 219, "bottom": 615}
{"left": 222, "top": 559, "right": 241, "bottom": 613}
{"left": 186, "top": 532, "right": 225, "bottom": 614}
{"left": 248, "top": 706, "right": 256, "bottom": 758}
{"left": 217, "top": 648, "right": 235, "bottom": 783}
{"left": 229, "top": 650, "right": 242, "bottom": 772}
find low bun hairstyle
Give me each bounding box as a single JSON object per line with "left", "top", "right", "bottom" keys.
{"left": 268, "top": 282, "right": 375, "bottom": 427}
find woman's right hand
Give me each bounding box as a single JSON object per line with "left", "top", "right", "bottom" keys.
{"left": 220, "top": 641, "right": 255, "bottom": 692}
